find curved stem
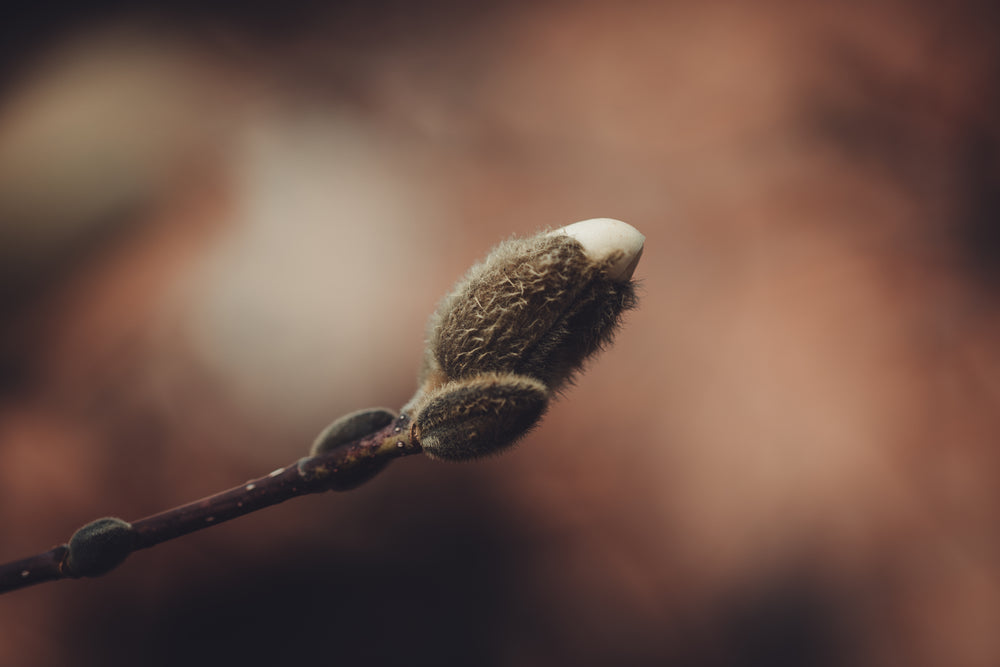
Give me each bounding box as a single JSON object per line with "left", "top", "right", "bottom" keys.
{"left": 0, "top": 414, "right": 421, "bottom": 595}
{"left": 0, "top": 546, "right": 68, "bottom": 592}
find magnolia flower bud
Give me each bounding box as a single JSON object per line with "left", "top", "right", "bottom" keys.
{"left": 405, "top": 219, "right": 643, "bottom": 461}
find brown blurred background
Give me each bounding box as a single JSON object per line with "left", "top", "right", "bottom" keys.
{"left": 2, "top": 1, "right": 999, "bottom": 665}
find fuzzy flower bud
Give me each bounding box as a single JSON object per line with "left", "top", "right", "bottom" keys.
{"left": 404, "top": 218, "right": 643, "bottom": 461}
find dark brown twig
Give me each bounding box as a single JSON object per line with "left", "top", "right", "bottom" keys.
{"left": 0, "top": 219, "right": 646, "bottom": 596}
{"left": 0, "top": 414, "right": 421, "bottom": 596}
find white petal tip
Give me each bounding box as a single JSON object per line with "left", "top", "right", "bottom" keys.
{"left": 550, "top": 218, "right": 645, "bottom": 281}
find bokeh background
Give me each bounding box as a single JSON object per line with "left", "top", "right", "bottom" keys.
{"left": 2, "top": 1, "right": 999, "bottom": 665}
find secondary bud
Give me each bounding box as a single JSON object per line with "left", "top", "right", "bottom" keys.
{"left": 310, "top": 407, "right": 397, "bottom": 456}
{"left": 414, "top": 373, "right": 548, "bottom": 461}
{"left": 65, "top": 517, "right": 135, "bottom": 578}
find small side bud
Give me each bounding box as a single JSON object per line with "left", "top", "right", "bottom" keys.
{"left": 310, "top": 407, "right": 397, "bottom": 456}
{"left": 66, "top": 517, "right": 135, "bottom": 578}
{"left": 414, "top": 373, "right": 548, "bottom": 461}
